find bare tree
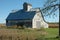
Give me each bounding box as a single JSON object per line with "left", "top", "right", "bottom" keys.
{"left": 41, "top": 0, "right": 60, "bottom": 37}
{"left": 41, "top": 0, "right": 59, "bottom": 16}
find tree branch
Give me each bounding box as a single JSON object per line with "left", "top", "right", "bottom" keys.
{"left": 42, "top": 4, "right": 59, "bottom": 11}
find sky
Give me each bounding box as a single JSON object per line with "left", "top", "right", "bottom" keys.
{"left": 0, "top": 0, "right": 59, "bottom": 23}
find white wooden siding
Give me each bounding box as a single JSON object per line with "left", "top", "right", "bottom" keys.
{"left": 32, "top": 11, "right": 48, "bottom": 28}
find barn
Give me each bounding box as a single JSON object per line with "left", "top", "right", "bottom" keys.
{"left": 6, "top": 2, "right": 48, "bottom": 28}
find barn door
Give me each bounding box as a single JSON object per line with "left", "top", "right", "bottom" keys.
{"left": 36, "top": 21, "right": 41, "bottom": 28}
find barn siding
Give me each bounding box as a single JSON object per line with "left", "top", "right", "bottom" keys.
{"left": 32, "top": 12, "right": 48, "bottom": 28}
{"left": 6, "top": 20, "right": 32, "bottom": 28}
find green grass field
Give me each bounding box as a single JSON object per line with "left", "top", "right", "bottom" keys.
{"left": 0, "top": 28, "right": 59, "bottom": 40}
{"left": 44, "top": 28, "right": 59, "bottom": 40}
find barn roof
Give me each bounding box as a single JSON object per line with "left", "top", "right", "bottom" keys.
{"left": 6, "top": 9, "right": 36, "bottom": 20}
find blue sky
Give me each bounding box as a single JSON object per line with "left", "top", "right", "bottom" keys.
{"left": 0, "top": 0, "right": 59, "bottom": 23}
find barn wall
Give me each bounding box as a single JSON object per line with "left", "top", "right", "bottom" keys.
{"left": 32, "top": 11, "right": 48, "bottom": 28}
{"left": 6, "top": 20, "right": 17, "bottom": 26}
{"left": 6, "top": 20, "right": 32, "bottom": 27}
{"left": 32, "top": 12, "right": 41, "bottom": 28}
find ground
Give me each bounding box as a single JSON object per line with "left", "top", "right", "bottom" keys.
{"left": 0, "top": 27, "right": 59, "bottom": 40}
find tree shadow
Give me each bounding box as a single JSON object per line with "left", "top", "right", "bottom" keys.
{"left": 45, "top": 37, "right": 60, "bottom": 40}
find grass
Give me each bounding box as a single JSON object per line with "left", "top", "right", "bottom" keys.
{"left": 0, "top": 27, "right": 59, "bottom": 40}
{"left": 44, "top": 28, "right": 59, "bottom": 40}
{"left": 45, "top": 28, "right": 59, "bottom": 37}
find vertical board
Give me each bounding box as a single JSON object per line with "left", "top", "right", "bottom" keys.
{"left": 36, "top": 21, "right": 41, "bottom": 28}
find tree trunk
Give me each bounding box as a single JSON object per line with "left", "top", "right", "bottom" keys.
{"left": 59, "top": 5, "right": 60, "bottom": 37}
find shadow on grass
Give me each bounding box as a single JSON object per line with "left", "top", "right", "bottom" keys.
{"left": 45, "top": 37, "right": 59, "bottom": 40}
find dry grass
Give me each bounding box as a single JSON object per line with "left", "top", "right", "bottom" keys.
{"left": 48, "top": 23, "right": 59, "bottom": 28}
{"left": 0, "top": 28, "right": 48, "bottom": 40}
{"left": 0, "top": 25, "right": 59, "bottom": 40}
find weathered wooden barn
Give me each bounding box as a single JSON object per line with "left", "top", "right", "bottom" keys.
{"left": 6, "top": 2, "right": 48, "bottom": 28}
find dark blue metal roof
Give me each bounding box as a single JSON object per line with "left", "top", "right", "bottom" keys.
{"left": 6, "top": 9, "right": 36, "bottom": 20}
